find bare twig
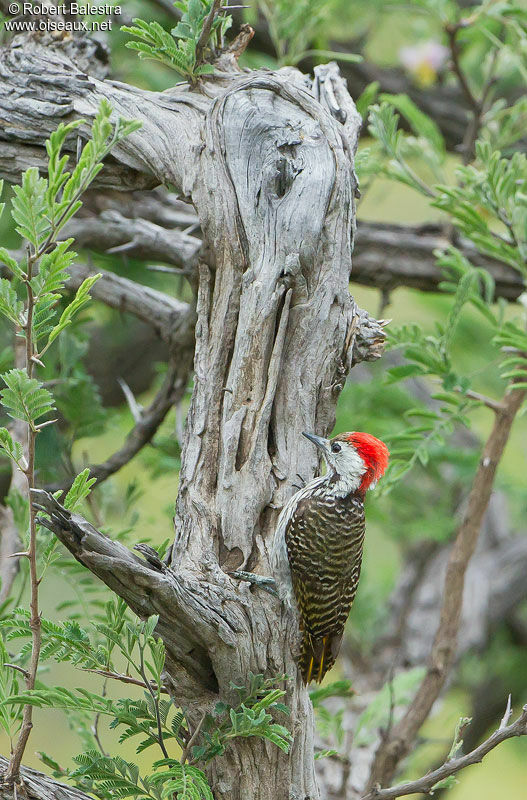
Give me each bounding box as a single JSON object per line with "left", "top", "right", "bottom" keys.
{"left": 366, "top": 372, "right": 527, "bottom": 789}
{"left": 117, "top": 377, "right": 144, "bottom": 424}
{"left": 463, "top": 389, "right": 505, "bottom": 413}
{"left": 446, "top": 23, "right": 479, "bottom": 114}
{"left": 181, "top": 712, "right": 206, "bottom": 764}
{"left": 65, "top": 264, "right": 192, "bottom": 346}
{"left": 361, "top": 704, "right": 527, "bottom": 800}
{"left": 63, "top": 210, "right": 201, "bottom": 272}
{"left": 81, "top": 668, "right": 167, "bottom": 694}
{"left": 91, "top": 677, "right": 110, "bottom": 757}
{"left": 4, "top": 664, "right": 30, "bottom": 680}
{"left": 195, "top": 0, "right": 222, "bottom": 65}
{"left": 445, "top": 21, "right": 499, "bottom": 164}
{"left": 5, "top": 248, "right": 42, "bottom": 784}
{"left": 47, "top": 339, "right": 194, "bottom": 494}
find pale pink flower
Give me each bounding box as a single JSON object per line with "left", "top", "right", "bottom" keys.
{"left": 399, "top": 41, "right": 449, "bottom": 85}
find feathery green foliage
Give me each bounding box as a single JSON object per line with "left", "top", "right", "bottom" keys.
{"left": 0, "top": 370, "right": 55, "bottom": 430}
{"left": 122, "top": 0, "right": 232, "bottom": 81}
{"left": 1, "top": 601, "right": 291, "bottom": 797}
{"left": 360, "top": 2, "right": 527, "bottom": 493}
{"left": 255, "top": 0, "right": 361, "bottom": 66}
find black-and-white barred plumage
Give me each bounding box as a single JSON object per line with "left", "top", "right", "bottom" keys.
{"left": 271, "top": 431, "right": 388, "bottom": 683}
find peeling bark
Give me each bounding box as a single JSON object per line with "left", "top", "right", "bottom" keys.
{"left": 0, "top": 29, "right": 385, "bottom": 798}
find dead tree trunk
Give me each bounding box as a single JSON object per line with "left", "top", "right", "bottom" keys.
{"left": 0, "top": 32, "right": 386, "bottom": 799}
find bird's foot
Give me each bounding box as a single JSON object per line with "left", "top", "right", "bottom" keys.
{"left": 230, "top": 571, "right": 278, "bottom": 597}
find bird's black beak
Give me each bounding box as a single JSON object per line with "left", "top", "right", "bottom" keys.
{"left": 302, "top": 432, "right": 330, "bottom": 454}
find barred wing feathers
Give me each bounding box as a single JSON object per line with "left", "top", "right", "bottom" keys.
{"left": 284, "top": 489, "right": 365, "bottom": 683}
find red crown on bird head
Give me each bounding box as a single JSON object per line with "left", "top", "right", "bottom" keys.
{"left": 345, "top": 432, "right": 389, "bottom": 493}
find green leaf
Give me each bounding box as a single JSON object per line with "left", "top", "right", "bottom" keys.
{"left": 2, "top": 686, "right": 116, "bottom": 715}
{"left": 385, "top": 364, "right": 425, "bottom": 384}
{"left": 356, "top": 81, "right": 380, "bottom": 119}
{"left": 0, "top": 248, "right": 24, "bottom": 279}
{"left": 0, "top": 427, "right": 25, "bottom": 467}
{"left": 151, "top": 760, "right": 213, "bottom": 800}
{"left": 0, "top": 636, "right": 23, "bottom": 737}
{"left": 0, "top": 278, "right": 24, "bottom": 326}
{"left": 309, "top": 680, "right": 354, "bottom": 706}
{"left": 45, "top": 119, "right": 84, "bottom": 222}
{"left": 315, "top": 748, "right": 340, "bottom": 760}
{"left": 11, "top": 168, "right": 49, "bottom": 248}
{"left": 30, "top": 240, "right": 76, "bottom": 300}
{"left": 380, "top": 93, "right": 445, "bottom": 157}
{"left": 354, "top": 667, "right": 426, "bottom": 746}
{"left": 64, "top": 468, "right": 97, "bottom": 511}
{"left": 0, "top": 369, "right": 55, "bottom": 427}
{"left": 431, "top": 775, "right": 459, "bottom": 791}
{"left": 42, "top": 274, "right": 101, "bottom": 353}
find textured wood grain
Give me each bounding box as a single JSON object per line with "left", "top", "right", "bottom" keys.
{"left": 0, "top": 26, "right": 377, "bottom": 798}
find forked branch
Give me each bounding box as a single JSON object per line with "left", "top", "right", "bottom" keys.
{"left": 30, "top": 488, "right": 243, "bottom": 698}
{"left": 362, "top": 704, "right": 527, "bottom": 800}
{"left": 367, "top": 376, "right": 527, "bottom": 789}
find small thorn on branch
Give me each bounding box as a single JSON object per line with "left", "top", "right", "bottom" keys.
{"left": 5, "top": 664, "right": 30, "bottom": 679}
{"left": 106, "top": 240, "right": 137, "bottom": 255}
{"left": 34, "top": 419, "right": 58, "bottom": 432}
{"left": 117, "top": 377, "right": 143, "bottom": 423}
{"left": 499, "top": 694, "right": 513, "bottom": 730}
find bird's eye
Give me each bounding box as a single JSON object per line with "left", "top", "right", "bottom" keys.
{"left": 331, "top": 443, "right": 342, "bottom": 453}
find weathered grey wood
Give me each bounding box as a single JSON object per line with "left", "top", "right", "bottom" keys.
{"left": 0, "top": 42, "right": 206, "bottom": 190}
{"left": 1, "top": 27, "right": 377, "bottom": 799}
{"left": 353, "top": 222, "right": 525, "bottom": 301}
{"left": 167, "top": 66, "right": 368, "bottom": 800}
{"left": 0, "top": 756, "right": 93, "bottom": 800}
{"left": 64, "top": 210, "right": 202, "bottom": 271}
{"left": 65, "top": 263, "right": 192, "bottom": 345}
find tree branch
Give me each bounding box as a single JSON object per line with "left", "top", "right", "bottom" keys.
{"left": 0, "top": 41, "right": 205, "bottom": 192}
{"left": 65, "top": 264, "right": 193, "bottom": 346}
{"left": 30, "top": 488, "right": 244, "bottom": 701}
{"left": 64, "top": 210, "right": 202, "bottom": 272}
{"left": 445, "top": 23, "right": 480, "bottom": 114}
{"left": 367, "top": 377, "right": 527, "bottom": 789}
{"left": 46, "top": 331, "right": 194, "bottom": 494}
{"left": 0, "top": 343, "right": 27, "bottom": 604}
{"left": 71, "top": 212, "right": 527, "bottom": 303}
{"left": 362, "top": 704, "right": 527, "bottom": 800}
{"left": 0, "top": 756, "right": 92, "bottom": 800}
{"left": 80, "top": 667, "right": 166, "bottom": 693}
{"left": 353, "top": 222, "right": 525, "bottom": 301}
{"left": 374, "top": 493, "right": 527, "bottom": 673}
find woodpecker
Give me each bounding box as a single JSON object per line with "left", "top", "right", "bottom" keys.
{"left": 271, "top": 431, "right": 389, "bottom": 684}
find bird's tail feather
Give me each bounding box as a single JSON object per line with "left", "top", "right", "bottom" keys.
{"left": 300, "top": 631, "right": 343, "bottom": 684}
